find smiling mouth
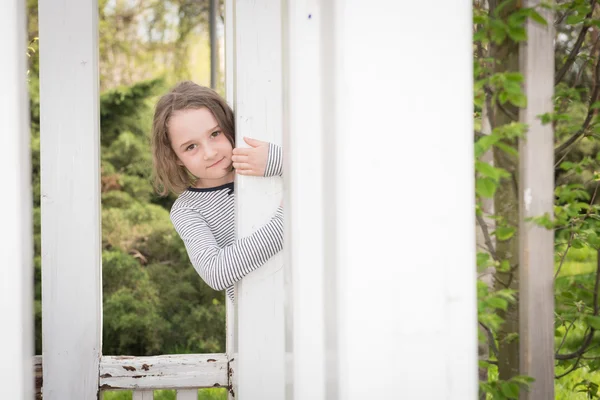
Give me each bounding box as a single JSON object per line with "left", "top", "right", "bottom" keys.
{"left": 208, "top": 158, "right": 225, "bottom": 168}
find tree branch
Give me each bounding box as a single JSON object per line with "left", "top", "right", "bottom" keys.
{"left": 555, "top": 354, "right": 584, "bottom": 379}
{"left": 556, "top": 319, "right": 577, "bottom": 354}
{"left": 479, "top": 322, "right": 500, "bottom": 356}
{"left": 555, "top": 0, "right": 597, "bottom": 85}
{"left": 484, "top": 86, "right": 519, "bottom": 122}
{"left": 476, "top": 213, "right": 499, "bottom": 261}
{"left": 554, "top": 230, "right": 575, "bottom": 280}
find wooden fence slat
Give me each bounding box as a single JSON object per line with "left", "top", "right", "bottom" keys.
{"left": 176, "top": 389, "right": 197, "bottom": 400}
{"left": 132, "top": 390, "right": 154, "bottom": 400}
{"left": 38, "top": 0, "right": 102, "bottom": 397}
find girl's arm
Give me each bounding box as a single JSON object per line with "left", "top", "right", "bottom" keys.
{"left": 232, "top": 137, "right": 283, "bottom": 177}
{"left": 171, "top": 206, "right": 284, "bottom": 291}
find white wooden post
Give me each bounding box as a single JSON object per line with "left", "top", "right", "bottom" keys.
{"left": 518, "top": 2, "right": 555, "bottom": 398}
{"left": 38, "top": 0, "right": 102, "bottom": 398}
{"left": 227, "top": 0, "right": 285, "bottom": 398}
{"left": 285, "top": 1, "right": 477, "bottom": 398}
{"left": 282, "top": 1, "right": 326, "bottom": 399}
{"left": 224, "top": 2, "right": 238, "bottom": 399}
{"left": 0, "top": 0, "right": 33, "bottom": 398}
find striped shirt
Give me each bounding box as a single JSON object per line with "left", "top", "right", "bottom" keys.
{"left": 170, "top": 143, "right": 284, "bottom": 301}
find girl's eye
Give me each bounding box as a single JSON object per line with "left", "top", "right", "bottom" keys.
{"left": 186, "top": 144, "right": 197, "bottom": 151}
{"left": 210, "top": 130, "right": 221, "bottom": 138}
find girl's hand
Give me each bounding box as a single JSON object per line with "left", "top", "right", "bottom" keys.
{"left": 232, "top": 137, "right": 270, "bottom": 176}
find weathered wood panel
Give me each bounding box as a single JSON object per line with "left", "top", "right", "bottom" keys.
{"left": 518, "top": 1, "right": 555, "bottom": 398}
{"left": 100, "top": 354, "right": 228, "bottom": 390}
{"left": 1, "top": 0, "right": 33, "bottom": 397}
{"left": 38, "top": 0, "right": 102, "bottom": 398}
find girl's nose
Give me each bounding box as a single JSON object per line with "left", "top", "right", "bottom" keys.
{"left": 204, "top": 145, "right": 217, "bottom": 160}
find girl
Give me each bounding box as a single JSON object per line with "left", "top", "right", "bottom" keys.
{"left": 151, "top": 81, "right": 283, "bottom": 302}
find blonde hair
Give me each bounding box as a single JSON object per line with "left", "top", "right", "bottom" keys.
{"left": 151, "top": 81, "right": 235, "bottom": 196}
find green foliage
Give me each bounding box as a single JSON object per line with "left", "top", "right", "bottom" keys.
{"left": 475, "top": 0, "right": 600, "bottom": 398}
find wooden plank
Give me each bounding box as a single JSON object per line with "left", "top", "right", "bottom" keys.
{"left": 39, "top": 0, "right": 102, "bottom": 398}
{"left": 329, "top": 1, "right": 477, "bottom": 399}
{"left": 281, "top": 0, "right": 326, "bottom": 399}
{"left": 176, "top": 389, "right": 197, "bottom": 400}
{"left": 132, "top": 390, "right": 154, "bottom": 400}
{"left": 518, "top": 1, "right": 555, "bottom": 398}
{"left": 0, "top": 0, "right": 33, "bottom": 396}
{"left": 100, "top": 354, "right": 228, "bottom": 390}
{"left": 232, "top": 0, "right": 285, "bottom": 399}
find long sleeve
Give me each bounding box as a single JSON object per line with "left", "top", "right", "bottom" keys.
{"left": 171, "top": 206, "right": 284, "bottom": 291}
{"left": 264, "top": 143, "right": 283, "bottom": 177}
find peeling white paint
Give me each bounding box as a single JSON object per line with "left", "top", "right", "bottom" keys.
{"left": 524, "top": 187, "right": 533, "bottom": 212}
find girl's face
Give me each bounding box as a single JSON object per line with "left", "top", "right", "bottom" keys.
{"left": 168, "top": 107, "right": 234, "bottom": 188}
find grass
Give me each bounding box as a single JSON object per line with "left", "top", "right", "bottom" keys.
{"left": 102, "top": 389, "right": 227, "bottom": 400}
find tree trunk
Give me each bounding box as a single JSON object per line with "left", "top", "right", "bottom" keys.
{"left": 488, "top": 0, "right": 521, "bottom": 382}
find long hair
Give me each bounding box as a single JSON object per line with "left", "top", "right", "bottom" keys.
{"left": 151, "top": 81, "right": 235, "bottom": 196}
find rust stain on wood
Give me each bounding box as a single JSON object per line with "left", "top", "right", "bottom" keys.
{"left": 123, "top": 366, "right": 136, "bottom": 371}
{"left": 207, "top": 358, "right": 217, "bottom": 362}
{"left": 141, "top": 363, "right": 151, "bottom": 371}
{"left": 132, "top": 375, "right": 146, "bottom": 379}
{"left": 100, "top": 373, "right": 113, "bottom": 378}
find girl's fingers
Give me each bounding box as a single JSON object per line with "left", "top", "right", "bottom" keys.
{"left": 231, "top": 154, "right": 249, "bottom": 162}
{"left": 233, "top": 162, "right": 252, "bottom": 170}
{"left": 236, "top": 169, "right": 260, "bottom": 176}
{"left": 232, "top": 148, "right": 250, "bottom": 156}
{"left": 243, "top": 136, "right": 265, "bottom": 148}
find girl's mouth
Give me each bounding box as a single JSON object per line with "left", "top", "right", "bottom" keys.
{"left": 208, "top": 158, "right": 224, "bottom": 168}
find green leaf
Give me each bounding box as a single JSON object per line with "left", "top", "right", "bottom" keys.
{"left": 476, "top": 160, "right": 500, "bottom": 180}
{"left": 477, "top": 177, "right": 497, "bottom": 198}
{"left": 528, "top": 9, "right": 548, "bottom": 26}
{"left": 585, "top": 315, "right": 600, "bottom": 330}
{"left": 566, "top": 13, "right": 587, "bottom": 25}
{"left": 498, "top": 260, "right": 511, "bottom": 272}
{"left": 487, "top": 297, "right": 509, "bottom": 311}
{"left": 495, "top": 142, "right": 519, "bottom": 157}
{"left": 508, "top": 93, "right": 527, "bottom": 108}
{"left": 511, "top": 375, "right": 535, "bottom": 386}
{"left": 507, "top": 26, "right": 527, "bottom": 42}
{"left": 477, "top": 252, "right": 491, "bottom": 268}
{"left": 560, "top": 161, "right": 575, "bottom": 171}
{"left": 500, "top": 381, "right": 520, "bottom": 399}
{"left": 495, "top": 226, "right": 516, "bottom": 241}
